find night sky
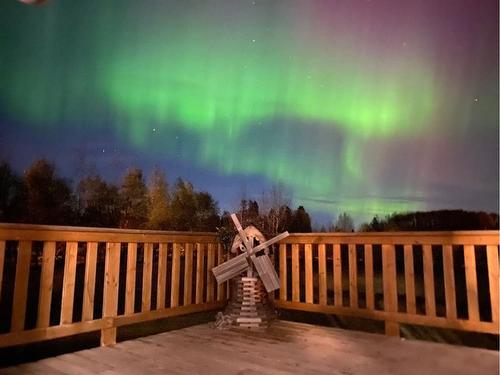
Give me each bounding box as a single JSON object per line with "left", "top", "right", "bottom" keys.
{"left": 0, "top": 0, "right": 498, "bottom": 226}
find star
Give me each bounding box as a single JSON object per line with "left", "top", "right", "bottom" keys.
{"left": 474, "top": 98, "right": 479, "bottom": 102}
{"left": 251, "top": 39, "right": 256, "bottom": 43}
{"left": 152, "top": 128, "right": 157, "bottom": 132}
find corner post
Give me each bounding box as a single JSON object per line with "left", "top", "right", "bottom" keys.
{"left": 384, "top": 321, "right": 400, "bottom": 336}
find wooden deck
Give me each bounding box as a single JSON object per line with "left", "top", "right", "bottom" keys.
{"left": 0, "top": 320, "right": 498, "bottom": 375}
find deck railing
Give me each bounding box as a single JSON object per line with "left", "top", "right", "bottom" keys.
{"left": 0, "top": 224, "right": 226, "bottom": 348}
{"left": 0, "top": 225, "right": 498, "bottom": 349}
{"left": 274, "top": 232, "right": 499, "bottom": 336}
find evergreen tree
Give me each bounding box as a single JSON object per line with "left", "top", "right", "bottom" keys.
{"left": 147, "top": 168, "right": 170, "bottom": 229}
{"left": 275, "top": 205, "right": 293, "bottom": 233}
{"left": 0, "top": 161, "right": 25, "bottom": 222}
{"left": 195, "top": 191, "right": 220, "bottom": 231}
{"left": 119, "top": 168, "right": 149, "bottom": 229}
{"left": 170, "top": 178, "right": 197, "bottom": 230}
{"left": 289, "top": 206, "right": 312, "bottom": 232}
{"left": 237, "top": 199, "right": 261, "bottom": 228}
{"left": 333, "top": 212, "right": 354, "bottom": 232}
{"left": 369, "top": 216, "right": 383, "bottom": 231}
{"left": 24, "top": 159, "right": 76, "bottom": 225}
{"left": 77, "top": 174, "right": 120, "bottom": 227}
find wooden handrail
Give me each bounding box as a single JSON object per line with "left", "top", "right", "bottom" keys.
{"left": 279, "top": 231, "right": 499, "bottom": 245}
{"left": 0, "top": 223, "right": 217, "bottom": 243}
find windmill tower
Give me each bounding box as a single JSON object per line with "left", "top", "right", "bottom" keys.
{"left": 212, "top": 214, "right": 289, "bottom": 328}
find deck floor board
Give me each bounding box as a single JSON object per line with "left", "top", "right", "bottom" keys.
{"left": 0, "top": 320, "right": 497, "bottom": 375}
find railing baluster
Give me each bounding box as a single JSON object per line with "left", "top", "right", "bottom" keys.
{"left": 184, "top": 243, "right": 193, "bottom": 305}
{"left": 142, "top": 243, "right": 153, "bottom": 312}
{"left": 348, "top": 244, "right": 358, "bottom": 308}
{"left": 157, "top": 243, "right": 168, "bottom": 309}
{"left": 333, "top": 244, "right": 342, "bottom": 307}
{"left": 403, "top": 245, "right": 416, "bottom": 314}
{"left": 102, "top": 242, "right": 120, "bottom": 346}
{"left": 37, "top": 241, "right": 56, "bottom": 328}
{"left": 464, "top": 245, "right": 479, "bottom": 321}
{"left": 442, "top": 245, "right": 457, "bottom": 319}
{"left": 11, "top": 241, "right": 32, "bottom": 332}
{"left": 486, "top": 245, "right": 499, "bottom": 323}
{"left": 292, "top": 244, "right": 300, "bottom": 302}
{"left": 216, "top": 243, "right": 225, "bottom": 301}
{"left": 125, "top": 243, "right": 137, "bottom": 315}
{"left": 61, "top": 242, "right": 78, "bottom": 325}
{"left": 82, "top": 242, "right": 97, "bottom": 322}
{"left": 195, "top": 243, "right": 204, "bottom": 304}
{"left": 170, "top": 243, "right": 181, "bottom": 307}
{"left": 364, "top": 244, "right": 374, "bottom": 310}
{"left": 423, "top": 245, "right": 436, "bottom": 317}
{"left": 0, "top": 241, "right": 5, "bottom": 302}
{"left": 318, "top": 244, "right": 327, "bottom": 305}
{"left": 279, "top": 244, "right": 287, "bottom": 301}
{"left": 305, "top": 244, "right": 313, "bottom": 304}
{"left": 206, "top": 243, "right": 215, "bottom": 303}
{"left": 382, "top": 244, "right": 399, "bottom": 336}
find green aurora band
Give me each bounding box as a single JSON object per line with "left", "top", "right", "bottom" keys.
{"left": 1, "top": 1, "right": 497, "bottom": 222}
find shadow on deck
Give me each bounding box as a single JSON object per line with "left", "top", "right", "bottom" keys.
{"left": 0, "top": 320, "right": 498, "bottom": 375}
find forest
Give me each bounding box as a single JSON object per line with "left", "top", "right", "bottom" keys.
{"left": 0, "top": 159, "right": 313, "bottom": 235}
{"left": 0, "top": 159, "right": 497, "bottom": 234}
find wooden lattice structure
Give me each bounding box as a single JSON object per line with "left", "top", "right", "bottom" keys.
{"left": 212, "top": 214, "right": 288, "bottom": 328}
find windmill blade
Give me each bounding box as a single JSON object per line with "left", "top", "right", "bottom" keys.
{"left": 251, "top": 254, "right": 280, "bottom": 292}
{"left": 212, "top": 252, "right": 249, "bottom": 284}
{"left": 249, "top": 231, "right": 289, "bottom": 256}
{"left": 230, "top": 214, "right": 253, "bottom": 252}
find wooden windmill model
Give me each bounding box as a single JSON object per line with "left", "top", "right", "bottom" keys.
{"left": 212, "top": 214, "right": 289, "bottom": 328}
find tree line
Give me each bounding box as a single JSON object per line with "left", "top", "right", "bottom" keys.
{"left": 0, "top": 159, "right": 313, "bottom": 234}
{"left": 316, "top": 210, "right": 498, "bottom": 232}
{"left": 1, "top": 159, "right": 497, "bottom": 233}
{"left": 358, "top": 210, "right": 499, "bottom": 231}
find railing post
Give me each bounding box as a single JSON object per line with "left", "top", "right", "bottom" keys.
{"left": 125, "top": 243, "right": 137, "bottom": 315}
{"left": 385, "top": 321, "right": 400, "bottom": 337}
{"left": 11, "top": 241, "right": 32, "bottom": 332}
{"left": 171, "top": 243, "right": 181, "bottom": 307}
{"left": 279, "top": 244, "right": 287, "bottom": 301}
{"left": 364, "top": 244, "right": 375, "bottom": 310}
{"left": 305, "top": 244, "right": 313, "bottom": 304}
{"left": 37, "top": 241, "right": 56, "bottom": 328}
{"left": 292, "top": 244, "right": 300, "bottom": 302}
{"left": 206, "top": 243, "right": 215, "bottom": 303}
{"left": 142, "top": 243, "right": 153, "bottom": 312}
{"left": 61, "top": 242, "right": 78, "bottom": 325}
{"left": 0, "top": 241, "right": 5, "bottom": 305}
{"left": 82, "top": 242, "right": 98, "bottom": 322}
{"left": 195, "top": 243, "right": 204, "bottom": 304}
{"left": 382, "top": 244, "right": 399, "bottom": 337}
{"left": 101, "top": 242, "right": 120, "bottom": 346}
{"left": 318, "top": 244, "right": 327, "bottom": 305}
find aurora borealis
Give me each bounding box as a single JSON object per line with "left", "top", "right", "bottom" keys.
{"left": 0, "top": 0, "right": 498, "bottom": 225}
